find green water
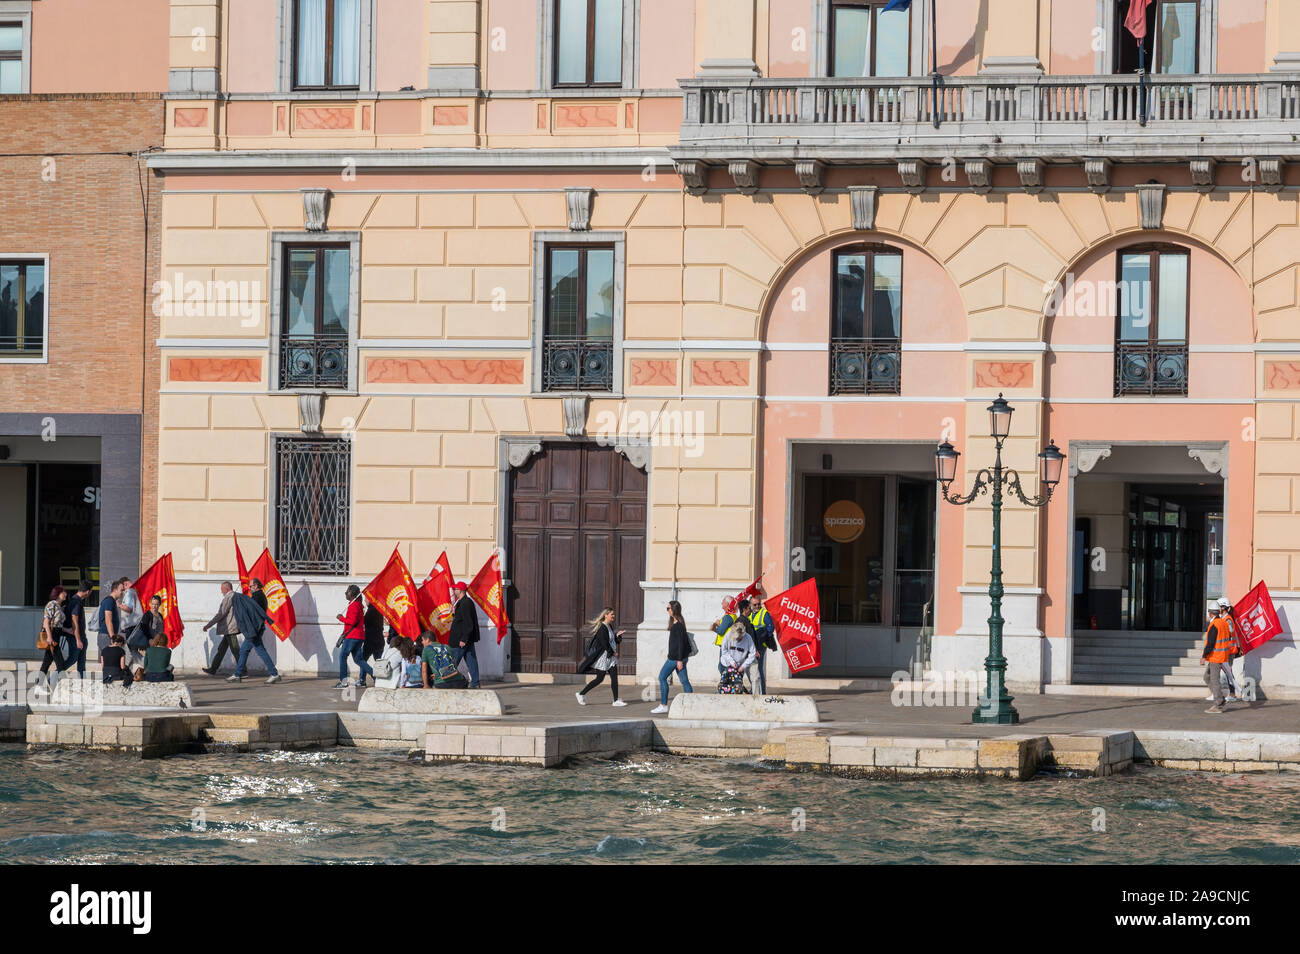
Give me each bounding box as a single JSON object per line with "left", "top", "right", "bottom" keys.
{"left": 1, "top": 746, "right": 1297, "bottom": 864}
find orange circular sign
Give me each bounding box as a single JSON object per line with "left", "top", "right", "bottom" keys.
{"left": 823, "top": 500, "right": 866, "bottom": 543}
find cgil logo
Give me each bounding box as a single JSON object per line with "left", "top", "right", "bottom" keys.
{"left": 50, "top": 884, "right": 151, "bottom": 935}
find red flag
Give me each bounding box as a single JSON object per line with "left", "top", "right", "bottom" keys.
{"left": 735, "top": 578, "right": 762, "bottom": 605}
{"left": 134, "top": 553, "right": 185, "bottom": 649}
{"left": 417, "top": 551, "right": 456, "bottom": 644}
{"left": 249, "top": 549, "right": 297, "bottom": 642}
{"left": 467, "top": 551, "right": 510, "bottom": 644}
{"left": 1124, "top": 0, "right": 1151, "bottom": 40}
{"left": 768, "top": 578, "right": 822, "bottom": 673}
{"left": 233, "top": 532, "right": 251, "bottom": 596}
{"left": 1233, "top": 581, "right": 1283, "bottom": 654}
{"left": 363, "top": 546, "right": 422, "bottom": 640}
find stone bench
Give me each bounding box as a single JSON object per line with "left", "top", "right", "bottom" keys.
{"left": 49, "top": 678, "right": 194, "bottom": 710}
{"left": 357, "top": 687, "right": 504, "bottom": 717}
{"left": 667, "top": 693, "right": 820, "bottom": 723}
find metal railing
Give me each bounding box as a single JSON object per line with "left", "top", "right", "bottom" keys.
{"left": 830, "top": 338, "right": 901, "bottom": 395}
{"left": 1114, "top": 341, "right": 1188, "bottom": 396}
{"left": 0, "top": 334, "right": 44, "bottom": 356}
{"left": 541, "top": 336, "right": 614, "bottom": 392}
{"left": 275, "top": 436, "right": 350, "bottom": 575}
{"left": 279, "top": 335, "right": 348, "bottom": 390}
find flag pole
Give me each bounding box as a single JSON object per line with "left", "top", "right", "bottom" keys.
{"left": 930, "top": 0, "right": 940, "bottom": 129}
{"left": 1138, "top": 37, "right": 1147, "bottom": 126}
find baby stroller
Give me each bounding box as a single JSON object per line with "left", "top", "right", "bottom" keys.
{"left": 717, "top": 665, "right": 750, "bottom": 694}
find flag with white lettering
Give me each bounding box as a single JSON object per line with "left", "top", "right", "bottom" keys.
{"left": 769, "top": 578, "right": 822, "bottom": 673}
{"left": 1233, "top": 581, "right": 1283, "bottom": 654}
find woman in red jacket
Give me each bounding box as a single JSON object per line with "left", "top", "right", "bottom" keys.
{"left": 333, "top": 585, "right": 373, "bottom": 688}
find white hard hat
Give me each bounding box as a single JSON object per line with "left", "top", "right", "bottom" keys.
{"left": 1216, "top": 597, "right": 1231, "bottom": 609}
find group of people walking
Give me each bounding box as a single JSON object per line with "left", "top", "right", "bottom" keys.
{"left": 1203, "top": 597, "right": 1249, "bottom": 714}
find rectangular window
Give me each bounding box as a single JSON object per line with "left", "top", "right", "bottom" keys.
{"left": 280, "top": 244, "right": 350, "bottom": 389}
{"left": 554, "top": 0, "right": 623, "bottom": 87}
{"left": 0, "top": 22, "right": 21, "bottom": 93}
{"left": 1114, "top": 0, "right": 1198, "bottom": 74}
{"left": 830, "top": 245, "right": 902, "bottom": 394}
{"left": 275, "top": 436, "right": 350, "bottom": 575}
{"left": 542, "top": 244, "right": 615, "bottom": 391}
{"left": 1115, "top": 246, "right": 1189, "bottom": 396}
{"left": 830, "top": 1, "right": 910, "bottom": 78}
{"left": 0, "top": 260, "right": 45, "bottom": 357}
{"left": 294, "top": 0, "right": 360, "bottom": 89}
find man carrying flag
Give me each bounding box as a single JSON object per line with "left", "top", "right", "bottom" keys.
{"left": 250, "top": 549, "right": 297, "bottom": 642}
{"left": 133, "top": 553, "right": 185, "bottom": 650}
{"left": 466, "top": 551, "right": 510, "bottom": 644}
{"left": 449, "top": 582, "right": 482, "bottom": 689}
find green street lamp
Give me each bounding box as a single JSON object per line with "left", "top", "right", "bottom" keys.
{"left": 935, "top": 394, "right": 1065, "bottom": 724}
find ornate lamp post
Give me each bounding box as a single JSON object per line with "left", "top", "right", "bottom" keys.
{"left": 935, "top": 394, "right": 1065, "bottom": 724}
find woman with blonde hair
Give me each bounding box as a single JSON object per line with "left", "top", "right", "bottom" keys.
{"left": 576, "top": 606, "right": 627, "bottom": 707}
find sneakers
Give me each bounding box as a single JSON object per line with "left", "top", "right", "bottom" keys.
{"left": 1226, "top": 695, "right": 1240, "bottom": 703}
{"left": 266, "top": 674, "right": 281, "bottom": 684}
{"left": 1205, "top": 694, "right": 1216, "bottom": 702}
{"left": 332, "top": 679, "right": 350, "bottom": 689}
{"left": 353, "top": 679, "right": 366, "bottom": 688}
{"left": 1205, "top": 703, "right": 1225, "bottom": 714}
{"left": 202, "top": 667, "right": 218, "bottom": 677}
{"left": 575, "top": 691, "right": 587, "bottom": 706}
{"left": 650, "top": 704, "right": 668, "bottom": 714}
{"left": 226, "top": 674, "right": 242, "bottom": 682}
{"left": 611, "top": 699, "right": 628, "bottom": 707}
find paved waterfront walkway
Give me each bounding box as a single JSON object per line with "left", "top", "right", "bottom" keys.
{"left": 154, "top": 672, "right": 1298, "bottom": 737}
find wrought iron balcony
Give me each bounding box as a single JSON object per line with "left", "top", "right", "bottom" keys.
{"left": 279, "top": 335, "right": 349, "bottom": 390}
{"left": 830, "top": 338, "right": 901, "bottom": 395}
{"left": 676, "top": 73, "right": 1300, "bottom": 164}
{"left": 542, "top": 336, "right": 614, "bottom": 392}
{"left": 1114, "top": 341, "right": 1188, "bottom": 396}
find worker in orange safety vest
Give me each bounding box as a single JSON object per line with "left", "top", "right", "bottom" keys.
{"left": 1202, "top": 598, "right": 1239, "bottom": 714}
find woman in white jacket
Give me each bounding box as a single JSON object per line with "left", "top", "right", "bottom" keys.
{"left": 377, "top": 634, "right": 407, "bottom": 689}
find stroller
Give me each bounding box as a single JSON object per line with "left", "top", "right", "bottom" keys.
{"left": 717, "top": 665, "right": 750, "bottom": 695}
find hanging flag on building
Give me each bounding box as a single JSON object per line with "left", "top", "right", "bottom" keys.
{"left": 1124, "top": 0, "right": 1152, "bottom": 39}
{"left": 768, "top": 577, "right": 822, "bottom": 673}
{"left": 883, "top": 0, "right": 911, "bottom": 10}
{"left": 1233, "top": 581, "right": 1284, "bottom": 654}
{"left": 467, "top": 550, "right": 510, "bottom": 644}
{"left": 134, "top": 553, "right": 185, "bottom": 649}
{"left": 363, "top": 546, "right": 422, "bottom": 640}
{"left": 249, "top": 549, "right": 297, "bottom": 642}
{"left": 417, "top": 550, "right": 456, "bottom": 643}
{"left": 233, "top": 531, "right": 251, "bottom": 595}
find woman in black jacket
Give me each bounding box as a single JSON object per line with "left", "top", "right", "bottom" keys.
{"left": 651, "top": 600, "right": 692, "bottom": 714}
{"left": 576, "top": 606, "right": 627, "bottom": 707}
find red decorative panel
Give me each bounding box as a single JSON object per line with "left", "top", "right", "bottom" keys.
{"left": 361, "top": 105, "right": 371, "bottom": 130}
{"left": 433, "top": 105, "right": 469, "bottom": 126}
{"left": 366, "top": 357, "right": 524, "bottom": 385}
{"left": 277, "top": 105, "right": 287, "bottom": 131}
{"left": 973, "top": 361, "right": 1034, "bottom": 389}
{"left": 295, "top": 106, "right": 356, "bottom": 130}
{"left": 628, "top": 358, "right": 677, "bottom": 387}
{"left": 169, "top": 357, "right": 261, "bottom": 383}
{"left": 554, "top": 104, "right": 618, "bottom": 128}
{"left": 691, "top": 359, "right": 750, "bottom": 387}
{"left": 1264, "top": 362, "right": 1300, "bottom": 390}
{"left": 536, "top": 103, "right": 548, "bottom": 129}
{"left": 624, "top": 102, "right": 635, "bottom": 127}
{"left": 173, "top": 107, "right": 209, "bottom": 128}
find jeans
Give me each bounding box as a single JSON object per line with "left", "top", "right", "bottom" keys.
{"left": 67, "top": 634, "right": 87, "bottom": 675}
{"left": 236, "top": 632, "right": 278, "bottom": 678}
{"left": 658, "top": 658, "right": 693, "bottom": 705}
{"left": 144, "top": 670, "right": 175, "bottom": 682}
{"left": 339, "top": 638, "right": 372, "bottom": 683}
{"left": 750, "top": 644, "right": 768, "bottom": 695}
{"left": 453, "top": 643, "right": 480, "bottom": 688}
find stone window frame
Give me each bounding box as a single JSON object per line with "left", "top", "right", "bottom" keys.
{"left": 1095, "top": 0, "right": 1217, "bottom": 75}
{"left": 531, "top": 230, "right": 626, "bottom": 397}
{"left": 269, "top": 431, "right": 354, "bottom": 576}
{"left": 537, "top": 0, "right": 640, "bottom": 91}
{"left": 0, "top": 1, "right": 33, "bottom": 95}
{"left": 0, "top": 253, "right": 49, "bottom": 364}
{"left": 812, "top": 0, "right": 928, "bottom": 78}
{"left": 269, "top": 231, "right": 361, "bottom": 394}
{"left": 277, "top": 0, "right": 378, "bottom": 95}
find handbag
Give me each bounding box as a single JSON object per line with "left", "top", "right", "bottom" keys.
{"left": 686, "top": 632, "right": 699, "bottom": 657}
{"left": 37, "top": 628, "right": 53, "bottom": 651}
{"left": 126, "top": 623, "right": 150, "bottom": 653}
{"left": 593, "top": 651, "right": 615, "bottom": 672}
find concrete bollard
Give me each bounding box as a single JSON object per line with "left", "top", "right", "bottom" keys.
{"left": 666, "top": 693, "right": 819, "bottom": 723}
{"left": 357, "top": 687, "right": 504, "bottom": 716}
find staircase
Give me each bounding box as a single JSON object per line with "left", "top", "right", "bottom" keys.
{"left": 1073, "top": 630, "right": 1208, "bottom": 687}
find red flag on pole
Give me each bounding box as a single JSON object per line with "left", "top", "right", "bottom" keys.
{"left": 467, "top": 550, "right": 510, "bottom": 644}
{"left": 233, "top": 532, "right": 251, "bottom": 596}
{"left": 1124, "top": 0, "right": 1152, "bottom": 39}
{"left": 249, "top": 549, "right": 297, "bottom": 642}
{"left": 735, "top": 578, "right": 762, "bottom": 604}
{"left": 363, "top": 546, "right": 423, "bottom": 640}
{"left": 1233, "top": 581, "right": 1284, "bottom": 654}
{"left": 768, "top": 578, "right": 822, "bottom": 673}
{"left": 417, "top": 551, "right": 456, "bottom": 644}
{"left": 134, "top": 553, "right": 185, "bottom": 649}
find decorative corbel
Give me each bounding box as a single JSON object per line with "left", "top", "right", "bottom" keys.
{"left": 1017, "top": 158, "right": 1045, "bottom": 194}
{"left": 1260, "top": 158, "right": 1284, "bottom": 193}
{"left": 1187, "top": 443, "right": 1227, "bottom": 477}
{"left": 964, "top": 159, "right": 993, "bottom": 194}
{"left": 565, "top": 187, "right": 594, "bottom": 231}
{"left": 848, "top": 185, "right": 877, "bottom": 231}
{"left": 301, "top": 188, "right": 331, "bottom": 232}
{"left": 297, "top": 392, "right": 325, "bottom": 434}
{"left": 1137, "top": 183, "right": 1167, "bottom": 230}
{"left": 897, "top": 159, "right": 927, "bottom": 194}
{"left": 728, "top": 160, "right": 759, "bottom": 195}
{"left": 1189, "top": 159, "right": 1216, "bottom": 193}
{"left": 562, "top": 394, "right": 590, "bottom": 438}
{"left": 675, "top": 160, "right": 708, "bottom": 196}
{"left": 1084, "top": 158, "right": 1112, "bottom": 194}
{"left": 795, "top": 160, "right": 825, "bottom": 195}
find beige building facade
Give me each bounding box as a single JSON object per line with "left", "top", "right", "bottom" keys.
{"left": 150, "top": 0, "right": 1300, "bottom": 693}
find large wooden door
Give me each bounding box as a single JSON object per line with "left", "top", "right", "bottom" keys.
{"left": 510, "top": 443, "right": 647, "bottom": 673}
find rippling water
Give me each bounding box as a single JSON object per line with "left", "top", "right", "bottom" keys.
{"left": 2, "top": 747, "right": 1298, "bottom": 864}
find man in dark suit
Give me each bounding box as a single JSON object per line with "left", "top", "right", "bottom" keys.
{"left": 449, "top": 582, "right": 481, "bottom": 689}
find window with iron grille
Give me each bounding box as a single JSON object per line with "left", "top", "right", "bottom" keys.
{"left": 1114, "top": 245, "right": 1189, "bottom": 397}
{"left": 275, "top": 436, "right": 350, "bottom": 575}
{"left": 279, "top": 243, "right": 350, "bottom": 390}
{"left": 0, "top": 260, "right": 45, "bottom": 358}
{"left": 830, "top": 244, "right": 902, "bottom": 395}
{"left": 542, "top": 243, "right": 616, "bottom": 392}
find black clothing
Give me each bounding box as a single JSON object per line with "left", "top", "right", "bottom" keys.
{"left": 363, "top": 604, "right": 387, "bottom": 660}
{"left": 252, "top": 589, "right": 268, "bottom": 613}
{"left": 450, "top": 597, "right": 480, "bottom": 647}
{"left": 667, "top": 621, "right": 691, "bottom": 661}
{"left": 580, "top": 668, "right": 619, "bottom": 700}
{"left": 231, "top": 592, "right": 274, "bottom": 640}
{"left": 578, "top": 623, "right": 618, "bottom": 674}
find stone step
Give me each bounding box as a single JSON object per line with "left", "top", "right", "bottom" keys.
{"left": 1074, "top": 668, "right": 1206, "bottom": 687}
{"left": 1074, "top": 645, "right": 1201, "bottom": 660}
